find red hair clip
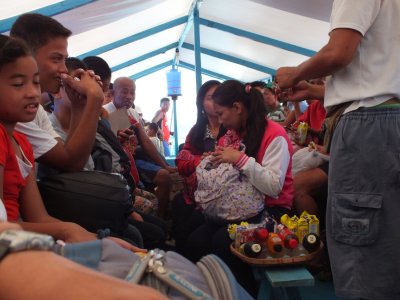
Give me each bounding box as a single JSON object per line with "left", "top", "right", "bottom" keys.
{"left": 245, "top": 85, "right": 252, "bottom": 93}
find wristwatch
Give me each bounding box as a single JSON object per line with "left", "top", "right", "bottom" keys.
{"left": 0, "top": 230, "right": 55, "bottom": 261}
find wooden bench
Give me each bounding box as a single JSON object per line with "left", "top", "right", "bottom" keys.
{"left": 253, "top": 266, "right": 314, "bottom": 300}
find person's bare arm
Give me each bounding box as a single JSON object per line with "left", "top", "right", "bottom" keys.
{"left": 276, "top": 28, "right": 362, "bottom": 89}
{"left": 0, "top": 251, "right": 167, "bottom": 300}
{"left": 37, "top": 71, "right": 103, "bottom": 171}
{"left": 151, "top": 110, "right": 163, "bottom": 124}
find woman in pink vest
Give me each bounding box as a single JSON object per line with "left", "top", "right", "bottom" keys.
{"left": 186, "top": 80, "right": 294, "bottom": 296}
{"left": 213, "top": 80, "right": 294, "bottom": 217}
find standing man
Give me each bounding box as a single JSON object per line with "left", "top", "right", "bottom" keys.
{"left": 276, "top": 1, "right": 400, "bottom": 299}
{"left": 152, "top": 97, "right": 172, "bottom": 156}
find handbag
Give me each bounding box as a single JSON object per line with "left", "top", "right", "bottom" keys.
{"left": 60, "top": 239, "right": 254, "bottom": 300}
{"left": 194, "top": 156, "right": 264, "bottom": 222}
{"left": 38, "top": 171, "right": 134, "bottom": 234}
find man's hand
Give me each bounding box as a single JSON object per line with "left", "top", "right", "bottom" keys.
{"left": 275, "top": 66, "right": 300, "bottom": 90}
{"left": 61, "top": 70, "right": 104, "bottom": 107}
{"left": 117, "top": 128, "right": 135, "bottom": 144}
{"left": 279, "top": 80, "right": 311, "bottom": 102}
{"left": 164, "top": 166, "right": 177, "bottom": 173}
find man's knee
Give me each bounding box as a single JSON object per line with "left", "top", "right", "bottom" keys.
{"left": 154, "top": 169, "right": 171, "bottom": 185}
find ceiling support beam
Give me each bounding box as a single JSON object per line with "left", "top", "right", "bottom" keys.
{"left": 199, "top": 18, "right": 316, "bottom": 57}
{"left": 128, "top": 61, "right": 171, "bottom": 80}
{"left": 180, "top": 61, "right": 236, "bottom": 82}
{"left": 182, "top": 42, "right": 276, "bottom": 75}
{"left": 0, "top": 0, "right": 97, "bottom": 33}
{"left": 77, "top": 16, "right": 187, "bottom": 58}
{"left": 111, "top": 42, "right": 178, "bottom": 72}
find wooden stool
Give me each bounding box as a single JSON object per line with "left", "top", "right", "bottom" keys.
{"left": 253, "top": 266, "right": 314, "bottom": 300}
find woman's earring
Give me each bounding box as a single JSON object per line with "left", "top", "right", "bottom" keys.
{"left": 201, "top": 109, "right": 205, "bottom": 115}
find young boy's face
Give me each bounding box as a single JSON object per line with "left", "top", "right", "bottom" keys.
{"left": 146, "top": 127, "right": 157, "bottom": 137}
{"left": 160, "top": 100, "right": 170, "bottom": 112}
{"left": 0, "top": 56, "right": 40, "bottom": 125}
{"left": 34, "top": 37, "right": 68, "bottom": 94}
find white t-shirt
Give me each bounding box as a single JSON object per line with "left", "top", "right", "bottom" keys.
{"left": 325, "top": 0, "right": 400, "bottom": 111}
{"left": 149, "top": 136, "right": 164, "bottom": 157}
{"left": 15, "top": 105, "right": 59, "bottom": 159}
{"left": 48, "top": 113, "right": 95, "bottom": 171}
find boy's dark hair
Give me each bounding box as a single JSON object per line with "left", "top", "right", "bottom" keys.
{"left": 160, "top": 97, "right": 170, "bottom": 106}
{"left": 148, "top": 122, "right": 159, "bottom": 133}
{"left": 0, "top": 34, "right": 31, "bottom": 70}
{"left": 250, "top": 81, "right": 268, "bottom": 89}
{"left": 65, "top": 57, "right": 87, "bottom": 74}
{"left": 213, "top": 80, "right": 267, "bottom": 158}
{"left": 10, "top": 13, "right": 71, "bottom": 53}
{"left": 83, "top": 56, "right": 111, "bottom": 81}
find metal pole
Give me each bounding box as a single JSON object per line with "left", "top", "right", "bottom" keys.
{"left": 172, "top": 95, "right": 179, "bottom": 155}
{"left": 193, "top": 3, "right": 202, "bottom": 92}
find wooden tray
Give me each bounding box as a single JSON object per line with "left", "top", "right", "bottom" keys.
{"left": 230, "top": 243, "right": 323, "bottom": 266}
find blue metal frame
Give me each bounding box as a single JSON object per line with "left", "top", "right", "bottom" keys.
{"left": 77, "top": 16, "right": 187, "bottom": 58}
{"left": 111, "top": 42, "right": 178, "bottom": 72}
{"left": 179, "top": 61, "right": 236, "bottom": 82}
{"left": 182, "top": 42, "right": 276, "bottom": 75}
{"left": 177, "top": 0, "right": 202, "bottom": 49}
{"left": 0, "top": 0, "right": 96, "bottom": 33}
{"left": 193, "top": 5, "right": 202, "bottom": 92}
{"left": 199, "top": 18, "right": 316, "bottom": 57}
{"left": 128, "top": 61, "right": 171, "bottom": 80}
{"left": 171, "top": 97, "right": 179, "bottom": 156}
{"left": 173, "top": 0, "right": 202, "bottom": 68}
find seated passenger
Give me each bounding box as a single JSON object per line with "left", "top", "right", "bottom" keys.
{"left": 186, "top": 80, "right": 294, "bottom": 296}
{"left": 173, "top": 80, "right": 225, "bottom": 254}
{"left": 103, "top": 77, "right": 176, "bottom": 219}
{"left": 146, "top": 122, "right": 164, "bottom": 157}
{"left": 0, "top": 36, "right": 138, "bottom": 252}
{"left": 11, "top": 13, "right": 103, "bottom": 172}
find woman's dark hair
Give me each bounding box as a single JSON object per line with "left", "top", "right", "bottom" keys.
{"left": 189, "top": 80, "right": 226, "bottom": 153}
{"left": 212, "top": 80, "right": 267, "bottom": 158}
{"left": 0, "top": 35, "right": 31, "bottom": 71}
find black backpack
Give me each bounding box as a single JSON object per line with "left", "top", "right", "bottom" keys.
{"left": 92, "top": 119, "right": 136, "bottom": 190}
{"left": 38, "top": 171, "right": 134, "bottom": 235}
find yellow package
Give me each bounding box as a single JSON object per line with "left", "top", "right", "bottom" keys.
{"left": 297, "top": 217, "right": 309, "bottom": 242}
{"left": 287, "top": 219, "right": 298, "bottom": 236}
{"left": 280, "top": 214, "right": 290, "bottom": 227}
{"left": 297, "top": 122, "right": 309, "bottom": 145}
